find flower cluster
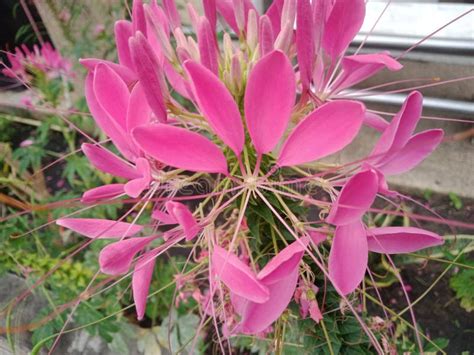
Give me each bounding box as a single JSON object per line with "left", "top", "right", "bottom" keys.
{"left": 57, "top": 0, "right": 444, "bottom": 342}
{"left": 2, "top": 42, "right": 74, "bottom": 82}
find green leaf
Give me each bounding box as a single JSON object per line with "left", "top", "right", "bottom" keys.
{"left": 448, "top": 192, "right": 463, "bottom": 210}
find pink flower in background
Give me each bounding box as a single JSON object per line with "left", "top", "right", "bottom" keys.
{"left": 2, "top": 42, "right": 73, "bottom": 81}
{"left": 19, "top": 138, "right": 34, "bottom": 147}
{"left": 94, "top": 24, "right": 106, "bottom": 37}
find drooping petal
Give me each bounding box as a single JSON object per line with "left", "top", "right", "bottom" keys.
{"left": 211, "top": 246, "right": 269, "bottom": 303}
{"left": 197, "top": 17, "right": 219, "bottom": 75}
{"left": 93, "top": 62, "right": 130, "bottom": 131}
{"left": 114, "top": 20, "right": 134, "bottom": 70}
{"left": 82, "top": 143, "right": 139, "bottom": 179}
{"left": 126, "top": 83, "right": 151, "bottom": 134}
{"left": 240, "top": 268, "right": 299, "bottom": 334}
{"left": 371, "top": 91, "right": 423, "bottom": 159}
{"left": 166, "top": 201, "right": 199, "bottom": 240}
{"left": 81, "top": 184, "right": 125, "bottom": 203}
{"left": 322, "top": 0, "right": 365, "bottom": 60}
{"left": 257, "top": 237, "right": 308, "bottom": 284}
{"left": 328, "top": 221, "right": 368, "bottom": 295}
{"left": 99, "top": 236, "right": 156, "bottom": 275}
{"left": 364, "top": 112, "right": 389, "bottom": 133}
{"left": 133, "top": 124, "right": 228, "bottom": 174}
{"left": 377, "top": 129, "right": 444, "bottom": 175}
{"left": 326, "top": 169, "right": 379, "bottom": 226}
{"left": 129, "top": 32, "right": 168, "bottom": 123}
{"left": 133, "top": 249, "right": 158, "bottom": 320}
{"left": 368, "top": 165, "right": 398, "bottom": 197}
{"left": 367, "top": 227, "right": 443, "bottom": 254}
{"left": 184, "top": 60, "right": 244, "bottom": 155}
{"left": 332, "top": 53, "right": 402, "bottom": 92}
{"left": 244, "top": 50, "right": 295, "bottom": 154}
{"left": 57, "top": 218, "right": 143, "bottom": 238}
{"left": 278, "top": 100, "right": 365, "bottom": 167}
{"left": 296, "top": 0, "right": 314, "bottom": 91}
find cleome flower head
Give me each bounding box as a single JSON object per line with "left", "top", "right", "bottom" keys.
{"left": 57, "top": 0, "right": 446, "bottom": 345}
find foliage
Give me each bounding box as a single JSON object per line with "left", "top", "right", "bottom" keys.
{"left": 450, "top": 258, "right": 474, "bottom": 312}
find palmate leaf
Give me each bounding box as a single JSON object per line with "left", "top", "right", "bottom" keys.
{"left": 450, "top": 263, "right": 474, "bottom": 312}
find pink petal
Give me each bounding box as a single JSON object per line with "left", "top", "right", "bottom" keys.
{"left": 99, "top": 236, "right": 156, "bottom": 275}
{"left": 133, "top": 124, "right": 228, "bottom": 174}
{"left": 126, "top": 83, "right": 151, "bottom": 134}
{"left": 211, "top": 246, "right": 269, "bottom": 303}
{"left": 80, "top": 58, "right": 137, "bottom": 84}
{"left": 296, "top": 0, "right": 314, "bottom": 90}
{"left": 151, "top": 209, "right": 177, "bottom": 224}
{"left": 197, "top": 17, "right": 219, "bottom": 75}
{"left": 259, "top": 15, "right": 274, "bottom": 56}
{"left": 86, "top": 70, "right": 136, "bottom": 160}
{"left": 257, "top": 237, "right": 308, "bottom": 284}
{"left": 124, "top": 158, "right": 151, "bottom": 198}
{"left": 377, "top": 129, "right": 444, "bottom": 175}
{"left": 132, "top": 0, "right": 147, "bottom": 35}
{"left": 166, "top": 201, "right": 199, "bottom": 241}
{"left": 244, "top": 50, "right": 295, "bottom": 154}
{"left": 265, "top": 0, "right": 284, "bottom": 35}
{"left": 203, "top": 0, "right": 217, "bottom": 30}
{"left": 162, "top": 0, "right": 181, "bottom": 29}
{"left": 163, "top": 62, "right": 191, "bottom": 99}
{"left": 216, "top": 0, "right": 256, "bottom": 34}
{"left": 371, "top": 91, "right": 423, "bottom": 159}
{"left": 240, "top": 268, "right": 299, "bottom": 334}
{"left": 133, "top": 249, "right": 158, "bottom": 319}
{"left": 332, "top": 53, "right": 402, "bottom": 92}
{"left": 81, "top": 184, "right": 125, "bottom": 203}
{"left": 114, "top": 20, "right": 134, "bottom": 70}
{"left": 129, "top": 32, "right": 168, "bottom": 123}
{"left": 278, "top": 100, "right": 365, "bottom": 167}
{"left": 322, "top": 0, "right": 365, "bottom": 60}
{"left": 328, "top": 221, "right": 368, "bottom": 295}
{"left": 367, "top": 227, "right": 443, "bottom": 254}
{"left": 312, "top": 0, "right": 334, "bottom": 50}
{"left": 82, "top": 143, "right": 139, "bottom": 179}
{"left": 93, "top": 63, "right": 130, "bottom": 131}
{"left": 364, "top": 112, "right": 389, "bottom": 133}
{"left": 368, "top": 165, "right": 398, "bottom": 197}
{"left": 326, "top": 169, "right": 379, "bottom": 226}
{"left": 184, "top": 60, "right": 244, "bottom": 155}
{"left": 308, "top": 230, "right": 327, "bottom": 245}
{"left": 57, "top": 218, "right": 143, "bottom": 238}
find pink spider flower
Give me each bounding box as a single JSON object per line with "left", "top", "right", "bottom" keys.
{"left": 324, "top": 92, "right": 444, "bottom": 295}
{"left": 55, "top": 0, "right": 448, "bottom": 342}
{"left": 2, "top": 42, "right": 73, "bottom": 81}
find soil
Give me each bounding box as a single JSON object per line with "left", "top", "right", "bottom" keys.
{"left": 371, "top": 190, "right": 474, "bottom": 354}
